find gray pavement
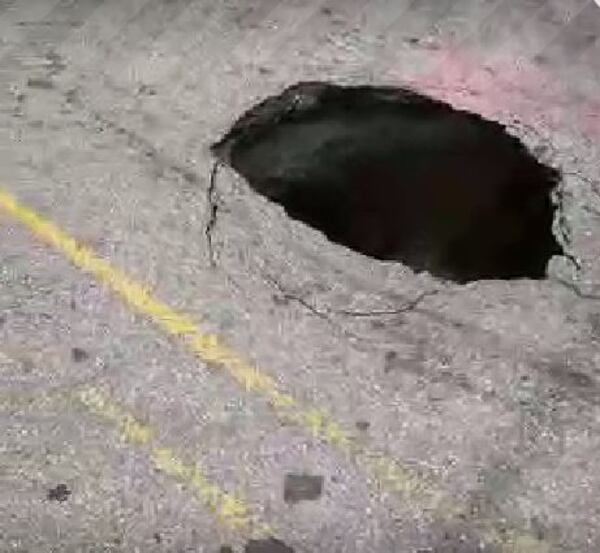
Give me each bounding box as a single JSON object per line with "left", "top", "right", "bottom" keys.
{"left": 1, "top": 1, "right": 600, "bottom": 552}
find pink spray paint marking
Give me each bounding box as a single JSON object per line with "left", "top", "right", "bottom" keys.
{"left": 384, "top": 44, "right": 599, "bottom": 141}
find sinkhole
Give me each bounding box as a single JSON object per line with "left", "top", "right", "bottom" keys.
{"left": 211, "top": 81, "right": 564, "bottom": 283}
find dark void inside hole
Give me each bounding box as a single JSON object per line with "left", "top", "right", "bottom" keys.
{"left": 211, "top": 81, "right": 564, "bottom": 283}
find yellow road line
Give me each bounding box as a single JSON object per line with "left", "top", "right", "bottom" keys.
{"left": 77, "top": 387, "right": 273, "bottom": 538}
{"left": 0, "top": 188, "right": 428, "bottom": 499}
{"left": 0, "top": 390, "right": 68, "bottom": 411}
{"left": 0, "top": 189, "right": 553, "bottom": 552}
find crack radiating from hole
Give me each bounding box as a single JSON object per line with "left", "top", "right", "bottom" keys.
{"left": 212, "top": 81, "right": 565, "bottom": 283}
{"left": 334, "top": 289, "right": 441, "bottom": 317}
{"left": 205, "top": 159, "right": 222, "bottom": 267}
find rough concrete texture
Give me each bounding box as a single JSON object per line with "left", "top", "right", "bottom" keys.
{"left": 1, "top": 1, "right": 599, "bottom": 552}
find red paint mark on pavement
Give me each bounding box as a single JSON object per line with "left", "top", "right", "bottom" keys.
{"left": 385, "top": 44, "right": 600, "bottom": 141}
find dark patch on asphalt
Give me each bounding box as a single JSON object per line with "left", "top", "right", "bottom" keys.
{"left": 0, "top": 314, "right": 5, "bottom": 327}
{"left": 438, "top": 370, "right": 474, "bottom": 393}
{"left": 153, "top": 532, "right": 161, "bottom": 544}
{"left": 137, "top": 83, "right": 158, "bottom": 96}
{"left": 45, "top": 51, "right": 67, "bottom": 76}
{"left": 404, "top": 36, "right": 440, "bottom": 50}
{"left": 219, "top": 546, "right": 234, "bottom": 553}
{"left": 244, "top": 537, "right": 295, "bottom": 553}
{"left": 65, "top": 88, "right": 79, "bottom": 105}
{"left": 212, "top": 81, "right": 563, "bottom": 284}
{"left": 355, "top": 419, "right": 370, "bottom": 431}
{"left": 284, "top": 473, "right": 324, "bottom": 503}
{"left": 47, "top": 483, "right": 71, "bottom": 502}
{"left": 71, "top": 347, "right": 89, "bottom": 363}
{"left": 26, "top": 77, "right": 54, "bottom": 90}
{"left": 384, "top": 350, "right": 399, "bottom": 373}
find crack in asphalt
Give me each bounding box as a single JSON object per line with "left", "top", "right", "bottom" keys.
{"left": 205, "top": 159, "right": 222, "bottom": 268}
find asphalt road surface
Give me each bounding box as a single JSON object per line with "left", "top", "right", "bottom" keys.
{"left": 1, "top": 1, "right": 600, "bottom": 552}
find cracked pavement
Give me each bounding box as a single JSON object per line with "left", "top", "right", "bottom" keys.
{"left": 1, "top": 1, "right": 600, "bottom": 552}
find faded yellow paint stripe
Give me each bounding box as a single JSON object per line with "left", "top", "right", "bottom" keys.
{"left": 0, "top": 189, "right": 417, "bottom": 490}
{"left": 0, "top": 189, "right": 554, "bottom": 553}
{"left": 486, "top": 529, "right": 551, "bottom": 553}
{"left": 79, "top": 388, "right": 154, "bottom": 445}
{"left": 0, "top": 390, "right": 69, "bottom": 411}
{"left": 77, "top": 387, "right": 272, "bottom": 537}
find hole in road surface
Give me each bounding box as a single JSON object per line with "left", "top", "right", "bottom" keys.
{"left": 212, "top": 82, "right": 563, "bottom": 283}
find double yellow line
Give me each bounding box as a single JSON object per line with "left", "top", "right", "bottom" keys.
{"left": 0, "top": 189, "right": 552, "bottom": 552}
